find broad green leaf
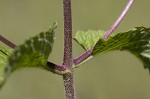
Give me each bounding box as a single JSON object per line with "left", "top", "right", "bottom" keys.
{"left": 0, "top": 44, "right": 13, "bottom": 86}
{"left": 74, "top": 30, "right": 106, "bottom": 50}
{"left": 6, "top": 22, "right": 57, "bottom": 75}
{"left": 93, "top": 27, "right": 150, "bottom": 70}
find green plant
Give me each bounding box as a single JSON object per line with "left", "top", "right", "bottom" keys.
{"left": 1, "top": 0, "right": 150, "bottom": 99}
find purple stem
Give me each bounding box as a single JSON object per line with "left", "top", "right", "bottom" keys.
{"left": 47, "top": 61, "right": 67, "bottom": 72}
{"left": 62, "top": 0, "right": 76, "bottom": 99}
{"left": 0, "top": 0, "right": 135, "bottom": 75}
{"left": 63, "top": 0, "right": 73, "bottom": 70}
{"left": 73, "top": 0, "right": 135, "bottom": 67}
{"left": 0, "top": 35, "right": 16, "bottom": 48}
{"left": 103, "top": 0, "right": 134, "bottom": 39}
{"left": 73, "top": 48, "right": 93, "bottom": 66}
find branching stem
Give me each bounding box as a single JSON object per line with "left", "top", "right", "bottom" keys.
{"left": 0, "top": 1, "right": 134, "bottom": 71}
{"left": 0, "top": 1, "right": 135, "bottom": 98}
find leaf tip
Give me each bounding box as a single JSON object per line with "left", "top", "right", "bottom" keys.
{"left": 49, "top": 22, "right": 57, "bottom": 31}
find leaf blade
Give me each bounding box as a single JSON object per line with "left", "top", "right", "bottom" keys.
{"left": 74, "top": 30, "right": 106, "bottom": 50}
{"left": 93, "top": 27, "right": 150, "bottom": 70}
{"left": 6, "top": 22, "right": 57, "bottom": 74}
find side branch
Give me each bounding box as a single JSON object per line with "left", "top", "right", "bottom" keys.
{"left": 103, "top": 0, "right": 134, "bottom": 39}
{"left": 0, "top": 35, "right": 16, "bottom": 48}
{"left": 73, "top": 48, "right": 93, "bottom": 66}
{"left": 73, "top": 0, "right": 135, "bottom": 67}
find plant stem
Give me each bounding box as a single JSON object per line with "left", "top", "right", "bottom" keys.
{"left": 73, "top": 48, "right": 93, "bottom": 66}
{"left": 0, "top": 35, "right": 16, "bottom": 48}
{"left": 103, "top": 0, "right": 134, "bottom": 39}
{"left": 47, "top": 62, "right": 68, "bottom": 73}
{"left": 62, "top": 0, "right": 75, "bottom": 99}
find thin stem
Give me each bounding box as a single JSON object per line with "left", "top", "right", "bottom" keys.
{"left": 62, "top": 0, "right": 76, "bottom": 99}
{"left": 103, "top": 0, "right": 134, "bottom": 39}
{"left": 0, "top": 35, "right": 16, "bottom": 48}
{"left": 73, "top": 48, "right": 93, "bottom": 66}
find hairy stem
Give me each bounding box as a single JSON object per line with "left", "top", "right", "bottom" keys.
{"left": 103, "top": 0, "right": 134, "bottom": 39}
{"left": 62, "top": 0, "right": 75, "bottom": 99}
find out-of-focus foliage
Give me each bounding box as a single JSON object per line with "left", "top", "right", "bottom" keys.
{"left": 0, "top": 23, "right": 56, "bottom": 88}
{"left": 0, "top": 45, "right": 13, "bottom": 86}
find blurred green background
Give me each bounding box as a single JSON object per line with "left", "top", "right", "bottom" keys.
{"left": 1, "top": 0, "right": 150, "bottom": 99}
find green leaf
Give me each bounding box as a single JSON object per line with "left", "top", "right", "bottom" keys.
{"left": 74, "top": 30, "right": 106, "bottom": 50}
{"left": 93, "top": 27, "right": 150, "bottom": 71}
{"left": 6, "top": 22, "right": 57, "bottom": 75}
{"left": 0, "top": 44, "right": 13, "bottom": 86}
